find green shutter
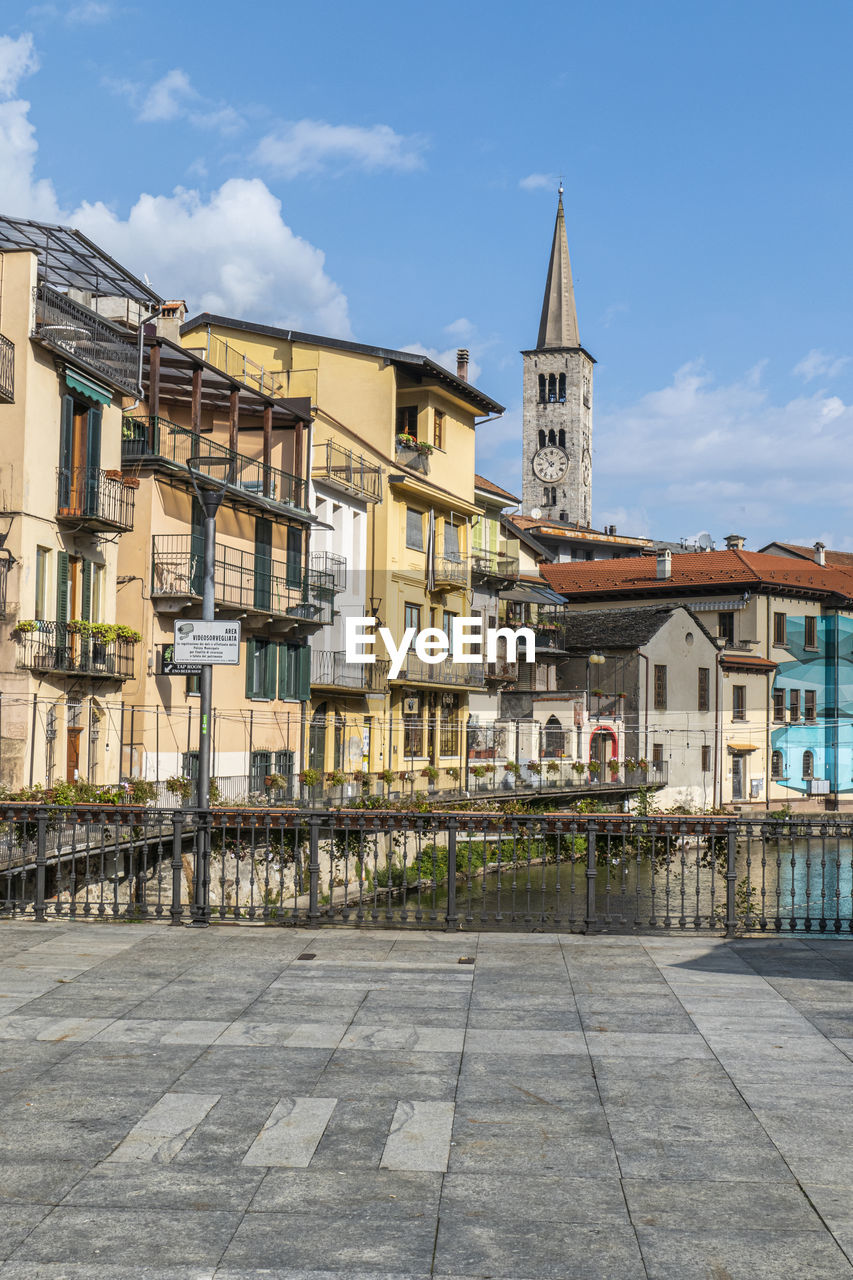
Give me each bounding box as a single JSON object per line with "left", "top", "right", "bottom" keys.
{"left": 85, "top": 408, "right": 102, "bottom": 515}
{"left": 59, "top": 397, "right": 74, "bottom": 473}
{"left": 56, "top": 552, "right": 69, "bottom": 629}
{"left": 264, "top": 640, "right": 277, "bottom": 701}
{"left": 81, "top": 559, "right": 92, "bottom": 622}
{"left": 296, "top": 645, "right": 310, "bottom": 701}
{"left": 286, "top": 526, "right": 303, "bottom": 589}
{"left": 277, "top": 642, "right": 289, "bottom": 700}
{"left": 245, "top": 637, "right": 256, "bottom": 698}
{"left": 254, "top": 517, "right": 272, "bottom": 610}
{"left": 190, "top": 499, "right": 204, "bottom": 595}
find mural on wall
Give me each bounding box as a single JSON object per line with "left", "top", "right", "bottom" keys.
{"left": 770, "top": 614, "right": 853, "bottom": 794}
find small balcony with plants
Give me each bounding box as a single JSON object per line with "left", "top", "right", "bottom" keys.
{"left": 395, "top": 433, "right": 432, "bottom": 474}
{"left": 56, "top": 466, "right": 136, "bottom": 532}
{"left": 13, "top": 620, "right": 139, "bottom": 680}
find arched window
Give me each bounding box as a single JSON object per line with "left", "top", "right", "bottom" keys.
{"left": 558, "top": 428, "right": 566, "bottom": 448}
{"left": 548, "top": 429, "right": 556, "bottom": 445}
{"left": 802, "top": 750, "right": 814, "bottom": 779}
{"left": 542, "top": 715, "right": 565, "bottom": 757}
{"left": 558, "top": 373, "right": 566, "bottom": 402}
{"left": 548, "top": 373, "right": 557, "bottom": 402}
{"left": 538, "top": 374, "right": 546, "bottom": 403}
{"left": 538, "top": 429, "right": 546, "bottom": 447}
{"left": 771, "top": 750, "right": 784, "bottom": 779}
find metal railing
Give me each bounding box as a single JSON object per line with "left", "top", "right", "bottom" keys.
{"left": 433, "top": 553, "right": 469, "bottom": 589}
{"left": 56, "top": 467, "right": 135, "bottom": 531}
{"left": 151, "top": 534, "right": 333, "bottom": 625}
{"left": 122, "top": 416, "right": 307, "bottom": 512}
{"left": 310, "top": 649, "right": 390, "bottom": 691}
{"left": 0, "top": 331, "right": 13, "bottom": 403}
{"left": 14, "top": 622, "right": 135, "bottom": 680}
{"left": 394, "top": 441, "right": 430, "bottom": 473}
{"left": 3, "top": 806, "right": 853, "bottom": 936}
{"left": 484, "top": 659, "right": 519, "bottom": 682}
{"left": 471, "top": 548, "right": 520, "bottom": 580}
{"left": 34, "top": 284, "right": 138, "bottom": 395}
{"left": 392, "top": 655, "right": 485, "bottom": 687}
{"left": 0, "top": 556, "right": 8, "bottom": 617}
{"left": 313, "top": 440, "right": 382, "bottom": 501}
{"left": 310, "top": 550, "right": 347, "bottom": 592}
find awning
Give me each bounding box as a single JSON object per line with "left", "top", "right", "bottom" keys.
{"left": 500, "top": 583, "right": 566, "bottom": 605}
{"left": 728, "top": 743, "right": 759, "bottom": 753}
{"left": 689, "top": 598, "right": 748, "bottom": 612}
{"left": 65, "top": 368, "right": 115, "bottom": 406}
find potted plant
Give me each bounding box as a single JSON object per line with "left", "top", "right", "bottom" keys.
{"left": 526, "top": 760, "right": 542, "bottom": 776}
{"left": 447, "top": 766, "right": 460, "bottom": 783}
{"left": 588, "top": 760, "right": 602, "bottom": 778}
{"left": 572, "top": 761, "right": 586, "bottom": 779}
{"left": 327, "top": 769, "right": 347, "bottom": 787}
{"left": 299, "top": 767, "right": 322, "bottom": 801}
{"left": 122, "top": 476, "right": 140, "bottom": 490}
{"left": 12, "top": 619, "right": 38, "bottom": 633}
{"left": 422, "top": 765, "right": 439, "bottom": 788}
{"left": 608, "top": 759, "right": 620, "bottom": 778}
{"left": 396, "top": 432, "right": 417, "bottom": 451}
{"left": 380, "top": 768, "right": 395, "bottom": 791}
{"left": 416, "top": 441, "right": 433, "bottom": 457}
{"left": 165, "top": 775, "right": 193, "bottom": 805}
{"left": 546, "top": 760, "right": 561, "bottom": 784}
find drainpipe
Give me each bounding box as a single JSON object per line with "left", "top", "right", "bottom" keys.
{"left": 713, "top": 654, "right": 721, "bottom": 808}
{"left": 638, "top": 650, "right": 649, "bottom": 771}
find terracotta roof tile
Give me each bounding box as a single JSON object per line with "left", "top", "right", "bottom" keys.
{"left": 474, "top": 474, "right": 520, "bottom": 503}
{"left": 765, "top": 542, "right": 853, "bottom": 568}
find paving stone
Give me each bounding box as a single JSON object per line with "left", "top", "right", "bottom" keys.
{"left": 106, "top": 1091, "right": 220, "bottom": 1163}
{"left": 170, "top": 1046, "right": 333, "bottom": 1095}
{"left": 10, "top": 1206, "right": 240, "bottom": 1267}
{"left": 433, "top": 1218, "right": 647, "bottom": 1279}
{"left": 0, "top": 1205, "right": 54, "bottom": 1262}
{"left": 60, "top": 1161, "right": 264, "bottom": 1210}
{"left": 339, "top": 1024, "right": 464, "bottom": 1053}
{"left": 308, "top": 1097, "right": 400, "bottom": 1169}
{"left": 0, "top": 1161, "right": 89, "bottom": 1205}
{"left": 633, "top": 1226, "right": 853, "bottom": 1279}
{"left": 448, "top": 1102, "right": 617, "bottom": 1176}
{"left": 314, "top": 1048, "right": 461, "bottom": 1100}
{"left": 242, "top": 1096, "right": 337, "bottom": 1167}
{"left": 623, "top": 1177, "right": 823, "bottom": 1230}
{"left": 380, "top": 1099, "right": 455, "bottom": 1172}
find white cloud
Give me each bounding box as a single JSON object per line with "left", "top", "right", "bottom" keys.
{"left": 793, "top": 348, "right": 850, "bottom": 382}
{"left": 0, "top": 38, "right": 351, "bottom": 334}
{"left": 66, "top": 1, "right": 112, "bottom": 23}
{"left": 138, "top": 68, "right": 195, "bottom": 123}
{"left": 596, "top": 360, "right": 853, "bottom": 545}
{"left": 0, "top": 33, "right": 38, "bottom": 97}
{"left": 254, "top": 119, "right": 425, "bottom": 177}
{"left": 112, "top": 67, "right": 246, "bottom": 135}
{"left": 444, "top": 317, "right": 475, "bottom": 340}
{"left": 519, "top": 172, "right": 557, "bottom": 191}
{"left": 473, "top": 404, "right": 521, "bottom": 493}
{"left": 400, "top": 342, "right": 482, "bottom": 385}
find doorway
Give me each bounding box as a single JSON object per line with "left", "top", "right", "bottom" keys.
{"left": 732, "top": 754, "right": 744, "bottom": 801}
{"left": 66, "top": 728, "right": 82, "bottom": 783}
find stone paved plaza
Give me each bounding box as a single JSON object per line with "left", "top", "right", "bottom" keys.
{"left": 0, "top": 923, "right": 852, "bottom": 1278}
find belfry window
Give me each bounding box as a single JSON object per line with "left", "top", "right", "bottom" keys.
{"left": 548, "top": 429, "right": 556, "bottom": 445}
{"left": 547, "top": 373, "right": 557, "bottom": 402}
{"left": 558, "top": 428, "right": 565, "bottom": 448}
{"left": 538, "top": 429, "right": 546, "bottom": 447}
{"left": 538, "top": 374, "right": 546, "bottom": 403}
{"left": 558, "top": 373, "right": 566, "bottom": 401}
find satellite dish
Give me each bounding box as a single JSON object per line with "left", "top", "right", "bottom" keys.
{"left": 530, "top": 507, "right": 542, "bottom": 519}
{"left": 697, "top": 532, "right": 713, "bottom": 551}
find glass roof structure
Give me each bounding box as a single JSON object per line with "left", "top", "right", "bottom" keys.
{"left": 0, "top": 214, "right": 160, "bottom": 306}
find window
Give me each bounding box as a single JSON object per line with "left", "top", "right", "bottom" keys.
{"left": 538, "top": 428, "right": 546, "bottom": 446}
{"left": 34, "top": 548, "right": 49, "bottom": 620}
{"left": 439, "top": 709, "right": 459, "bottom": 756}
{"left": 718, "top": 612, "right": 734, "bottom": 642}
{"left": 538, "top": 374, "right": 546, "bottom": 404}
{"left": 558, "top": 373, "right": 566, "bottom": 402}
{"left": 403, "top": 710, "right": 424, "bottom": 758}
{"left": 278, "top": 643, "right": 310, "bottom": 701}
{"left": 58, "top": 395, "right": 102, "bottom": 518}
{"left": 442, "top": 609, "right": 457, "bottom": 638}
{"left": 544, "top": 486, "right": 556, "bottom": 506}
{"left": 773, "top": 690, "right": 785, "bottom": 722}
{"left": 804, "top": 615, "right": 817, "bottom": 649}
{"left": 773, "top": 612, "right": 787, "bottom": 646}
{"left": 250, "top": 750, "right": 272, "bottom": 793}
{"left": 443, "top": 520, "right": 460, "bottom": 561}
{"left": 91, "top": 563, "right": 104, "bottom": 623}
{"left": 652, "top": 743, "right": 664, "bottom": 768}
{"left": 181, "top": 751, "right": 199, "bottom": 782}
{"left": 406, "top": 508, "right": 424, "bottom": 551}
{"left": 185, "top": 672, "right": 200, "bottom": 696}
{"left": 286, "top": 525, "right": 302, "bottom": 589}
{"left": 547, "top": 373, "right": 557, "bottom": 402}
{"left": 245, "top": 638, "right": 276, "bottom": 700}
{"left": 804, "top": 689, "right": 816, "bottom": 722}
{"left": 653, "top": 664, "right": 667, "bottom": 710}
{"left": 542, "top": 715, "right": 564, "bottom": 757}
{"left": 433, "top": 410, "right": 444, "bottom": 450}
{"left": 548, "top": 428, "right": 556, "bottom": 445}
{"left": 732, "top": 685, "right": 746, "bottom": 721}
{"left": 404, "top": 603, "right": 421, "bottom": 633}
{"left": 396, "top": 405, "right": 418, "bottom": 438}
{"left": 701, "top": 745, "right": 711, "bottom": 772}
{"left": 698, "top": 667, "right": 710, "bottom": 712}
{"left": 790, "top": 689, "right": 801, "bottom": 722}
{"left": 558, "top": 428, "right": 566, "bottom": 447}
{"left": 255, "top": 517, "right": 272, "bottom": 609}
{"left": 771, "top": 750, "right": 784, "bottom": 779}
{"left": 802, "top": 750, "right": 814, "bottom": 780}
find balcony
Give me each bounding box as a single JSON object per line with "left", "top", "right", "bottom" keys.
{"left": 432, "top": 553, "right": 469, "bottom": 591}
{"left": 150, "top": 535, "right": 333, "bottom": 628}
{"left": 395, "top": 437, "right": 430, "bottom": 474}
{"left": 313, "top": 440, "right": 381, "bottom": 502}
{"left": 392, "top": 655, "right": 484, "bottom": 689}
{"left": 33, "top": 284, "right": 138, "bottom": 395}
{"left": 310, "top": 649, "right": 390, "bottom": 692}
{"left": 122, "top": 416, "right": 307, "bottom": 514}
{"left": 0, "top": 556, "right": 9, "bottom": 617}
{"left": 484, "top": 658, "right": 519, "bottom": 683}
{"left": 15, "top": 622, "right": 135, "bottom": 680}
{"left": 310, "top": 550, "right": 347, "bottom": 592}
{"left": 0, "top": 332, "right": 13, "bottom": 403}
{"left": 57, "top": 467, "right": 135, "bottom": 532}
{"left": 471, "top": 548, "right": 520, "bottom": 582}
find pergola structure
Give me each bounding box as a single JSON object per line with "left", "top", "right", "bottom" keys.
{"left": 0, "top": 214, "right": 160, "bottom": 305}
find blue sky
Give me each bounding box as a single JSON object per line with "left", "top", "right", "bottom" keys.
{"left": 2, "top": 0, "right": 853, "bottom": 549}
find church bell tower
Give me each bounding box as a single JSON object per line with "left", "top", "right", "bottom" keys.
{"left": 521, "top": 187, "right": 594, "bottom": 524}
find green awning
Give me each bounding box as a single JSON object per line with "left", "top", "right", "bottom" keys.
{"left": 65, "top": 369, "right": 114, "bottom": 406}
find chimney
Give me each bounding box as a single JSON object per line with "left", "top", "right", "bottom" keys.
{"left": 656, "top": 549, "right": 672, "bottom": 580}
{"left": 724, "top": 534, "right": 746, "bottom": 550}
{"left": 456, "top": 348, "right": 469, "bottom": 381}
{"left": 815, "top": 541, "right": 826, "bottom": 566}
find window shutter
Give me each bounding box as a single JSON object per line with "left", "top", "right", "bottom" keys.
{"left": 59, "top": 396, "right": 74, "bottom": 473}
{"left": 278, "top": 642, "right": 295, "bottom": 700}
{"left": 296, "top": 645, "right": 310, "bottom": 701}
{"left": 56, "top": 551, "right": 69, "bottom": 629}
{"left": 190, "top": 499, "right": 204, "bottom": 596}
{"left": 244, "top": 637, "right": 256, "bottom": 698}
{"left": 264, "top": 640, "right": 277, "bottom": 701}
{"left": 254, "top": 517, "right": 272, "bottom": 610}
{"left": 286, "top": 526, "right": 303, "bottom": 589}
{"left": 81, "top": 559, "right": 92, "bottom": 622}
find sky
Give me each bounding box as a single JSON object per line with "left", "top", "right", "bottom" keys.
{"left": 1, "top": 0, "right": 852, "bottom": 550}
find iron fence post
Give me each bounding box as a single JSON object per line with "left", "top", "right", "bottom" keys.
{"left": 170, "top": 810, "right": 184, "bottom": 925}
{"left": 190, "top": 810, "right": 211, "bottom": 927}
{"left": 34, "top": 806, "right": 48, "bottom": 922}
{"left": 307, "top": 816, "right": 321, "bottom": 923}
{"left": 445, "top": 817, "right": 458, "bottom": 932}
{"left": 725, "top": 819, "right": 738, "bottom": 938}
{"left": 585, "top": 819, "right": 598, "bottom": 931}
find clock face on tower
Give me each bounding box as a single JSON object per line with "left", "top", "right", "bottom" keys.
{"left": 532, "top": 446, "right": 568, "bottom": 482}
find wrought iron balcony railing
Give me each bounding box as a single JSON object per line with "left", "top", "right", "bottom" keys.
{"left": 15, "top": 622, "right": 135, "bottom": 680}
{"left": 394, "top": 440, "right": 430, "bottom": 473}
{"left": 122, "top": 416, "right": 307, "bottom": 513}
{"left": 33, "top": 284, "right": 138, "bottom": 395}
{"left": 432, "top": 553, "right": 469, "bottom": 590}
{"left": 391, "top": 655, "right": 485, "bottom": 688}
{"left": 484, "top": 658, "right": 519, "bottom": 683}
{"left": 310, "top": 550, "right": 347, "bottom": 592}
{"left": 310, "top": 649, "right": 390, "bottom": 692}
{"left": 56, "top": 467, "right": 135, "bottom": 531}
{"left": 0, "top": 332, "right": 13, "bottom": 403}
{"left": 313, "top": 440, "right": 382, "bottom": 501}
{"left": 151, "top": 535, "right": 333, "bottom": 626}
{"left": 470, "top": 548, "right": 520, "bottom": 581}
{"left": 0, "top": 556, "right": 9, "bottom": 618}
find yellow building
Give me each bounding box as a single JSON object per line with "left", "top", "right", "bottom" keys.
{"left": 181, "top": 316, "right": 504, "bottom": 796}
{"left": 0, "top": 218, "right": 160, "bottom": 791}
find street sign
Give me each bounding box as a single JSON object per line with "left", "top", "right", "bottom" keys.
{"left": 173, "top": 620, "right": 241, "bottom": 665}
{"left": 159, "top": 644, "right": 201, "bottom": 676}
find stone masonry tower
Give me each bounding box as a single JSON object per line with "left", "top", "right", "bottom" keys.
{"left": 521, "top": 187, "right": 595, "bottom": 524}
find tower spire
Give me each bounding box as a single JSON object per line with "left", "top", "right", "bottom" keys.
{"left": 536, "top": 186, "right": 580, "bottom": 349}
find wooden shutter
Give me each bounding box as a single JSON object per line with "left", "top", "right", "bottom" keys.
{"left": 278, "top": 642, "right": 294, "bottom": 700}
{"left": 55, "top": 551, "right": 69, "bottom": 629}
{"left": 81, "top": 559, "right": 92, "bottom": 622}
{"left": 286, "top": 525, "right": 303, "bottom": 589}
{"left": 85, "top": 407, "right": 102, "bottom": 514}
{"left": 263, "top": 640, "right": 277, "bottom": 701}
{"left": 244, "top": 636, "right": 256, "bottom": 698}
{"left": 254, "top": 517, "right": 272, "bottom": 610}
{"left": 296, "top": 645, "right": 310, "bottom": 701}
